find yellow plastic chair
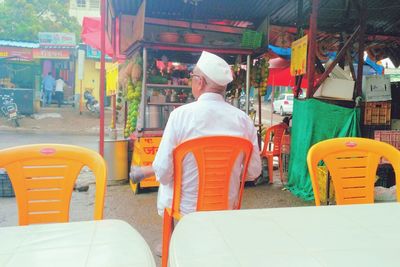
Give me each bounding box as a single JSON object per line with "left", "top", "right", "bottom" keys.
{"left": 0, "top": 144, "right": 106, "bottom": 225}
{"left": 307, "top": 137, "right": 400, "bottom": 206}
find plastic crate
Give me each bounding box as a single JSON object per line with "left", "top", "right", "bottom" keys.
{"left": 241, "top": 30, "right": 263, "bottom": 49}
{"left": 0, "top": 170, "right": 15, "bottom": 197}
{"left": 363, "top": 101, "right": 391, "bottom": 125}
{"left": 316, "top": 166, "right": 335, "bottom": 204}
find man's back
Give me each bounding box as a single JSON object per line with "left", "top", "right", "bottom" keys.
{"left": 153, "top": 93, "right": 261, "bottom": 215}
{"left": 43, "top": 75, "right": 55, "bottom": 91}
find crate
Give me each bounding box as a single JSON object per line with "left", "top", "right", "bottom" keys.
{"left": 241, "top": 30, "right": 263, "bottom": 49}
{"left": 374, "top": 130, "right": 400, "bottom": 150}
{"left": 0, "top": 170, "right": 15, "bottom": 197}
{"left": 363, "top": 101, "right": 391, "bottom": 125}
{"left": 360, "top": 124, "right": 390, "bottom": 139}
{"left": 316, "top": 166, "right": 335, "bottom": 204}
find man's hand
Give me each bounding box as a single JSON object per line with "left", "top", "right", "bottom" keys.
{"left": 129, "top": 166, "right": 155, "bottom": 184}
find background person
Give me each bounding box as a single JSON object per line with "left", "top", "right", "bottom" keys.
{"left": 41, "top": 72, "right": 55, "bottom": 107}
{"left": 55, "top": 76, "right": 66, "bottom": 108}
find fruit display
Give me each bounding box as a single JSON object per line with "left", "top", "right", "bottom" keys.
{"left": 252, "top": 56, "right": 270, "bottom": 96}
{"left": 122, "top": 53, "right": 143, "bottom": 138}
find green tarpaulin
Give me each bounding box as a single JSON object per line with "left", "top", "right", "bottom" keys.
{"left": 286, "top": 98, "right": 360, "bottom": 201}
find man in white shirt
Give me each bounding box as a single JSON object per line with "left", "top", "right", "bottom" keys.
{"left": 55, "top": 77, "right": 65, "bottom": 108}
{"left": 131, "top": 51, "right": 261, "bottom": 217}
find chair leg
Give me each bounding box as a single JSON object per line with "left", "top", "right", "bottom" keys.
{"left": 279, "top": 155, "right": 284, "bottom": 185}
{"left": 162, "top": 209, "right": 174, "bottom": 267}
{"left": 267, "top": 156, "right": 274, "bottom": 184}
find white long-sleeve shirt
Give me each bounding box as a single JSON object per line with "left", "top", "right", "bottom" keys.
{"left": 152, "top": 92, "right": 262, "bottom": 216}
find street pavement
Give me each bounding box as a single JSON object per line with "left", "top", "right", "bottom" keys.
{"left": 0, "top": 132, "right": 98, "bottom": 150}
{"left": 0, "top": 102, "right": 304, "bottom": 267}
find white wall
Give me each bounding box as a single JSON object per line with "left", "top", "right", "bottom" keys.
{"left": 69, "top": 0, "right": 100, "bottom": 25}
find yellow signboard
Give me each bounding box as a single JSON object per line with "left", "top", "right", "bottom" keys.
{"left": 106, "top": 62, "right": 118, "bottom": 96}
{"left": 130, "top": 137, "right": 161, "bottom": 193}
{"left": 290, "top": 35, "right": 308, "bottom": 76}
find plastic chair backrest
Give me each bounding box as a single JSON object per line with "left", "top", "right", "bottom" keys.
{"left": 261, "top": 123, "right": 288, "bottom": 157}
{"left": 171, "top": 136, "right": 253, "bottom": 215}
{"left": 307, "top": 137, "right": 400, "bottom": 206}
{"left": 0, "top": 144, "right": 106, "bottom": 225}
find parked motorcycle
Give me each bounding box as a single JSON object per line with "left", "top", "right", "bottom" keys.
{"left": 83, "top": 90, "right": 100, "bottom": 116}
{"left": 0, "top": 93, "right": 20, "bottom": 127}
{"left": 239, "top": 91, "right": 255, "bottom": 114}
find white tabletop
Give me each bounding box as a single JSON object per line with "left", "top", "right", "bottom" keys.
{"left": 170, "top": 203, "right": 400, "bottom": 267}
{"left": 0, "top": 219, "right": 156, "bottom": 267}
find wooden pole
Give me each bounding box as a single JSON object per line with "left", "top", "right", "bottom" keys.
{"left": 246, "top": 55, "right": 251, "bottom": 114}
{"left": 314, "top": 26, "right": 360, "bottom": 90}
{"left": 99, "top": 0, "right": 106, "bottom": 156}
{"left": 306, "top": 0, "right": 319, "bottom": 98}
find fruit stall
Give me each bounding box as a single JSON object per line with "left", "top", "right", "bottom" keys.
{"left": 110, "top": 0, "right": 268, "bottom": 193}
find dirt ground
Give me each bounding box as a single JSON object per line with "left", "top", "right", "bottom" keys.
{"left": 0, "top": 105, "right": 125, "bottom": 137}
{"left": 0, "top": 104, "right": 311, "bottom": 266}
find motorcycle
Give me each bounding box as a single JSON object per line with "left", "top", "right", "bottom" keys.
{"left": 0, "top": 93, "right": 20, "bottom": 127}
{"left": 84, "top": 90, "right": 100, "bottom": 116}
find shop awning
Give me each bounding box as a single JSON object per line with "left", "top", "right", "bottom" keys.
{"left": 81, "top": 17, "right": 114, "bottom": 57}
{"left": 268, "top": 58, "right": 308, "bottom": 88}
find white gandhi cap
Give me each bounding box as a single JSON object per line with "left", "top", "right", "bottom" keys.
{"left": 196, "top": 51, "right": 233, "bottom": 86}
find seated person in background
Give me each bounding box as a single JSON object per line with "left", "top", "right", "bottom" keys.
{"left": 131, "top": 51, "right": 262, "bottom": 216}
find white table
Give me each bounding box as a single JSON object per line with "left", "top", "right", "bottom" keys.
{"left": 169, "top": 203, "right": 400, "bottom": 267}
{"left": 0, "top": 219, "right": 156, "bottom": 267}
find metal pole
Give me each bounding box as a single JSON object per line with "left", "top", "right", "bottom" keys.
{"left": 79, "top": 80, "right": 83, "bottom": 115}
{"left": 246, "top": 54, "right": 251, "bottom": 114}
{"left": 140, "top": 47, "right": 147, "bottom": 131}
{"left": 99, "top": 0, "right": 106, "bottom": 156}
{"left": 306, "top": 0, "right": 319, "bottom": 98}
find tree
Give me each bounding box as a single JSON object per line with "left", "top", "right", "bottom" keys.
{"left": 0, "top": 0, "right": 81, "bottom": 42}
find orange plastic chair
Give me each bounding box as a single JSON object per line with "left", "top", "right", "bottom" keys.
{"left": 260, "top": 123, "right": 288, "bottom": 183}
{"left": 307, "top": 137, "right": 400, "bottom": 206}
{"left": 0, "top": 144, "right": 106, "bottom": 225}
{"left": 161, "top": 136, "right": 253, "bottom": 267}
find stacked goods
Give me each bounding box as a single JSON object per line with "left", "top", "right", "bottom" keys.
{"left": 122, "top": 53, "right": 143, "bottom": 138}
{"left": 374, "top": 130, "right": 400, "bottom": 150}
{"left": 363, "top": 101, "right": 391, "bottom": 125}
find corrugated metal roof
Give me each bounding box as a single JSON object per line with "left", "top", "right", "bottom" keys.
{"left": 0, "top": 40, "right": 40, "bottom": 48}
{"left": 111, "top": 0, "right": 400, "bottom": 37}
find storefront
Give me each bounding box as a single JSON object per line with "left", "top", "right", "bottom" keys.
{"left": 0, "top": 41, "right": 41, "bottom": 114}
{"left": 36, "top": 32, "right": 77, "bottom": 104}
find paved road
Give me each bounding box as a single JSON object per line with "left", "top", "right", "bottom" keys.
{"left": 0, "top": 132, "right": 99, "bottom": 151}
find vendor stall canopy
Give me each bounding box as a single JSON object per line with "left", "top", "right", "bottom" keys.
{"left": 112, "top": 0, "right": 400, "bottom": 65}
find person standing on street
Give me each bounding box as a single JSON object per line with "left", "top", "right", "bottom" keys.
{"left": 55, "top": 76, "right": 66, "bottom": 108}
{"left": 42, "top": 72, "right": 55, "bottom": 107}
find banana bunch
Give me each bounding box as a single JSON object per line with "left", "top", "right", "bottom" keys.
{"left": 124, "top": 80, "right": 142, "bottom": 138}
{"left": 251, "top": 57, "right": 270, "bottom": 96}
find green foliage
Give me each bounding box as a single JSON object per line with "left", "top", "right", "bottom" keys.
{"left": 0, "top": 0, "right": 81, "bottom": 42}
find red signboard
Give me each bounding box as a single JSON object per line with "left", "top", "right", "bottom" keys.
{"left": 0, "top": 47, "right": 33, "bottom": 60}
{"left": 32, "top": 49, "right": 70, "bottom": 59}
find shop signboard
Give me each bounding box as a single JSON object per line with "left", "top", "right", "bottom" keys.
{"left": 106, "top": 63, "right": 118, "bottom": 96}
{"left": 86, "top": 46, "right": 112, "bottom": 60}
{"left": 38, "top": 32, "right": 76, "bottom": 46}
{"left": 290, "top": 35, "right": 308, "bottom": 76}
{"left": 0, "top": 47, "right": 33, "bottom": 60}
{"left": 130, "top": 137, "right": 161, "bottom": 191}
{"left": 32, "top": 49, "right": 70, "bottom": 59}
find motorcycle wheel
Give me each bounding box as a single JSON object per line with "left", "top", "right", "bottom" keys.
{"left": 13, "top": 118, "right": 19, "bottom": 127}
{"left": 86, "top": 102, "right": 93, "bottom": 112}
